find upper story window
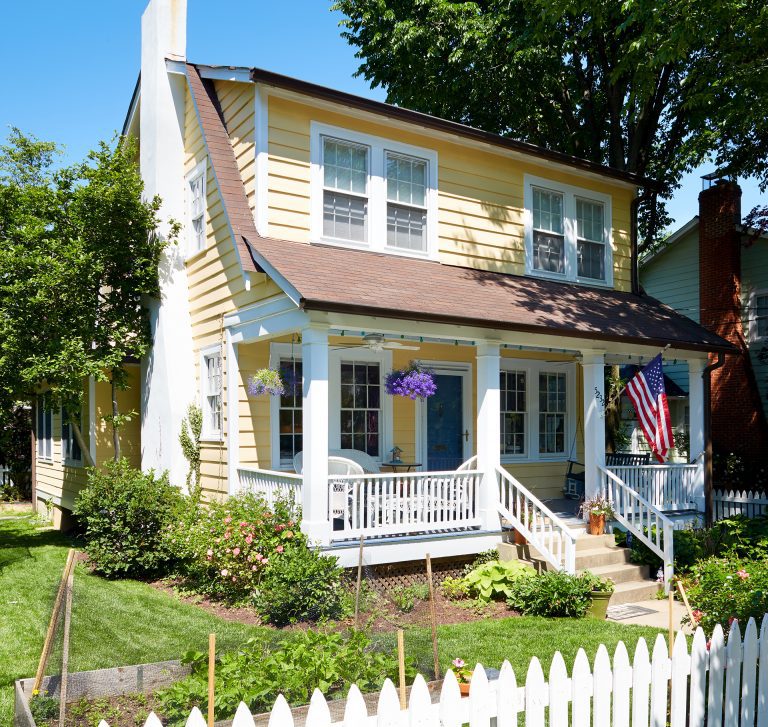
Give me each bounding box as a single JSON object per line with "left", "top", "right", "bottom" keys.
{"left": 311, "top": 122, "right": 438, "bottom": 259}
{"left": 525, "top": 175, "right": 613, "bottom": 286}
{"left": 187, "top": 159, "right": 207, "bottom": 257}
{"left": 36, "top": 395, "right": 52, "bottom": 461}
{"left": 750, "top": 290, "right": 768, "bottom": 341}
{"left": 201, "top": 346, "right": 222, "bottom": 439}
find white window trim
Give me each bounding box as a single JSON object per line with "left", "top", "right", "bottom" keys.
{"left": 200, "top": 344, "right": 223, "bottom": 442}
{"left": 37, "top": 396, "right": 53, "bottom": 462}
{"left": 269, "top": 343, "right": 393, "bottom": 470}
{"left": 523, "top": 174, "right": 614, "bottom": 287}
{"left": 186, "top": 158, "right": 208, "bottom": 259}
{"left": 499, "top": 357, "right": 577, "bottom": 464}
{"left": 309, "top": 121, "right": 439, "bottom": 260}
{"left": 61, "top": 408, "right": 83, "bottom": 467}
{"left": 748, "top": 288, "right": 768, "bottom": 343}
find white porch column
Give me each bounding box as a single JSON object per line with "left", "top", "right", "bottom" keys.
{"left": 226, "top": 331, "right": 239, "bottom": 496}
{"left": 476, "top": 342, "right": 501, "bottom": 531}
{"left": 581, "top": 351, "right": 606, "bottom": 500}
{"left": 301, "top": 326, "right": 331, "bottom": 545}
{"left": 688, "top": 357, "right": 706, "bottom": 508}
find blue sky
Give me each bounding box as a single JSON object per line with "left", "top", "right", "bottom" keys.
{"left": 0, "top": 0, "right": 762, "bottom": 229}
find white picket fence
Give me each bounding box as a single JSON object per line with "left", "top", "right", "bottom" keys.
{"left": 98, "top": 616, "right": 768, "bottom": 727}
{"left": 714, "top": 489, "right": 768, "bottom": 521}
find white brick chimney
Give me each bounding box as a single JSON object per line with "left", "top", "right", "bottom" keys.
{"left": 139, "top": 0, "right": 196, "bottom": 489}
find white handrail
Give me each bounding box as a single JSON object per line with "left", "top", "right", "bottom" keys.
{"left": 237, "top": 466, "right": 302, "bottom": 507}
{"left": 495, "top": 465, "right": 577, "bottom": 573}
{"left": 600, "top": 465, "right": 674, "bottom": 592}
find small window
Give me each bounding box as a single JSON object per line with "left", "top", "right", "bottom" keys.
{"left": 532, "top": 188, "right": 565, "bottom": 274}
{"left": 187, "top": 161, "right": 206, "bottom": 255}
{"left": 322, "top": 137, "right": 368, "bottom": 243}
{"left": 539, "top": 372, "right": 567, "bottom": 455}
{"left": 202, "top": 349, "right": 222, "bottom": 438}
{"left": 340, "top": 361, "right": 381, "bottom": 457}
{"left": 576, "top": 198, "right": 605, "bottom": 281}
{"left": 755, "top": 293, "right": 768, "bottom": 339}
{"left": 500, "top": 370, "right": 526, "bottom": 456}
{"left": 36, "top": 395, "right": 52, "bottom": 461}
{"left": 278, "top": 358, "right": 303, "bottom": 465}
{"left": 62, "top": 408, "right": 82, "bottom": 465}
{"left": 386, "top": 153, "right": 428, "bottom": 252}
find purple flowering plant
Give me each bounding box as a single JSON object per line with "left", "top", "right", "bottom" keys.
{"left": 385, "top": 362, "right": 437, "bottom": 400}
{"left": 247, "top": 368, "right": 285, "bottom": 397}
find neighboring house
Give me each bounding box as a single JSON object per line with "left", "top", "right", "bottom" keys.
{"left": 34, "top": 0, "right": 732, "bottom": 569}
{"left": 641, "top": 179, "right": 768, "bottom": 468}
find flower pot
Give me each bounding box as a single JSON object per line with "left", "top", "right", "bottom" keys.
{"left": 513, "top": 529, "right": 527, "bottom": 546}
{"left": 459, "top": 682, "right": 471, "bottom": 696}
{"left": 589, "top": 513, "right": 606, "bottom": 535}
{"left": 587, "top": 590, "right": 612, "bottom": 619}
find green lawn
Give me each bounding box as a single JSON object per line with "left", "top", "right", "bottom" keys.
{"left": 0, "top": 518, "right": 664, "bottom": 725}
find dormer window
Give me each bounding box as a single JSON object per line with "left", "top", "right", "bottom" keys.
{"left": 524, "top": 175, "right": 613, "bottom": 286}
{"left": 311, "top": 122, "right": 438, "bottom": 259}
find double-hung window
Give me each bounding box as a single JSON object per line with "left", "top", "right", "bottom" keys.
{"left": 539, "top": 372, "right": 567, "bottom": 456}
{"left": 751, "top": 291, "right": 768, "bottom": 341}
{"left": 312, "top": 123, "right": 437, "bottom": 258}
{"left": 36, "top": 395, "right": 52, "bottom": 461}
{"left": 277, "top": 358, "right": 303, "bottom": 465}
{"left": 525, "top": 175, "right": 612, "bottom": 285}
{"left": 62, "top": 408, "right": 82, "bottom": 465}
{"left": 340, "top": 361, "right": 381, "bottom": 457}
{"left": 187, "top": 159, "right": 207, "bottom": 256}
{"left": 500, "top": 370, "right": 526, "bottom": 456}
{"left": 201, "top": 347, "right": 222, "bottom": 439}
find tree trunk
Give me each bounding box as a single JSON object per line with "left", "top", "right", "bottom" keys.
{"left": 605, "top": 365, "right": 623, "bottom": 453}
{"left": 111, "top": 373, "right": 121, "bottom": 462}
{"left": 69, "top": 419, "right": 95, "bottom": 468}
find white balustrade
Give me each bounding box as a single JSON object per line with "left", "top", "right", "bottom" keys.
{"left": 328, "top": 470, "right": 482, "bottom": 541}
{"left": 237, "top": 467, "right": 302, "bottom": 507}
{"left": 608, "top": 463, "right": 699, "bottom": 511}
{"left": 496, "top": 466, "right": 577, "bottom": 573}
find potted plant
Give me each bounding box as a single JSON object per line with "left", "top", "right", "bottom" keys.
{"left": 451, "top": 658, "right": 473, "bottom": 696}
{"left": 385, "top": 362, "right": 437, "bottom": 400}
{"left": 578, "top": 495, "right": 615, "bottom": 535}
{"left": 580, "top": 571, "right": 615, "bottom": 619}
{"left": 247, "top": 368, "right": 285, "bottom": 397}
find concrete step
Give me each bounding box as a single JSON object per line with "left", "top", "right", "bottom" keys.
{"left": 610, "top": 579, "right": 661, "bottom": 605}
{"left": 575, "top": 533, "right": 616, "bottom": 551}
{"left": 575, "top": 547, "right": 632, "bottom": 570}
{"left": 580, "top": 562, "right": 650, "bottom": 584}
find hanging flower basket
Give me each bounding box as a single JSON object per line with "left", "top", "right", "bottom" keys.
{"left": 247, "top": 368, "right": 285, "bottom": 397}
{"left": 385, "top": 363, "right": 437, "bottom": 400}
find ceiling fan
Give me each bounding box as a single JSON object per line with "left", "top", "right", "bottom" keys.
{"left": 332, "top": 332, "right": 420, "bottom": 352}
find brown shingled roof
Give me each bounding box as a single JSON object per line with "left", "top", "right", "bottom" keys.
{"left": 186, "top": 63, "right": 732, "bottom": 355}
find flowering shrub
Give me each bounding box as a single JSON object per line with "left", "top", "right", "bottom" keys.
{"left": 247, "top": 368, "right": 285, "bottom": 397}
{"left": 385, "top": 363, "right": 437, "bottom": 400}
{"left": 681, "top": 557, "right": 768, "bottom": 635}
{"left": 169, "top": 492, "right": 303, "bottom": 603}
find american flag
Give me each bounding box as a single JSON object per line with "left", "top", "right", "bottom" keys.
{"left": 625, "top": 354, "right": 673, "bottom": 463}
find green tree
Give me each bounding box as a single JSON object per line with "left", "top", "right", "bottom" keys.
{"left": 0, "top": 129, "right": 167, "bottom": 464}
{"left": 334, "top": 0, "right": 768, "bottom": 248}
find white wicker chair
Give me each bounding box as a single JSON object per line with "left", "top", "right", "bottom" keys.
{"left": 293, "top": 449, "right": 380, "bottom": 475}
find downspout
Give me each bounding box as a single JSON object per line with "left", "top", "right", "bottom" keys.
{"left": 630, "top": 195, "right": 640, "bottom": 294}
{"left": 703, "top": 352, "right": 725, "bottom": 526}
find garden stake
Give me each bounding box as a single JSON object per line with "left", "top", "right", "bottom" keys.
{"left": 676, "top": 579, "right": 696, "bottom": 626}
{"left": 425, "top": 553, "right": 440, "bottom": 680}
{"left": 34, "top": 548, "right": 75, "bottom": 693}
{"left": 354, "top": 534, "right": 364, "bottom": 629}
{"left": 668, "top": 587, "right": 675, "bottom": 658}
{"left": 58, "top": 563, "right": 74, "bottom": 727}
{"left": 397, "top": 629, "right": 407, "bottom": 709}
{"left": 208, "top": 633, "right": 215, "bottom": 727}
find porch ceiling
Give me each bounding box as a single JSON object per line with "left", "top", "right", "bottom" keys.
{"left": 243, "top": 236, "right": 733, "bottom": 355}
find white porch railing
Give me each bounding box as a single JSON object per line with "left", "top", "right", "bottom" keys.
{"left": 237, "top": 467, "right": 302, "bottom": 507}
{"left": 601, "top": 465, "right": 675, "bottom": 591}
{"left": 327, "top": 470, "right": 482, "bottom": 541}
{"left": 609, "top": 463, "right": 701, "bottom": 510}
{"left": 496, "top": 466, "right": 577, "bottom": 573}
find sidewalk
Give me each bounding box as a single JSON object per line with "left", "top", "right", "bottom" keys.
{"left": 607, "top": 597, "right": 688, "bottom": 630}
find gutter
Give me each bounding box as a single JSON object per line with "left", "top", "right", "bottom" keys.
{"left": 703, "top": 352, "right": 726, "bottom": 526}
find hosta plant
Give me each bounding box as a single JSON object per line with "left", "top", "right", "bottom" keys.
{"left": 461, "top": 559, "right": 534, "bottom": 602}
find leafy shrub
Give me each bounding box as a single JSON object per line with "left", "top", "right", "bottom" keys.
{"left": 681, "top": 556, "right": 768, "bottom": 635}
{"left": 507, "top": 570, "right": 592, "bottom": 617}
{"left": 462, "top": 548, "right": 499, "bottom": 575}
{"left": 441, "top": 575, "right": 470, "bottom": 601}
{"left": 462, "top": 559, "right": 534, "bottom": 602}
{"left": 74, "top": 459, "right": 185, "bottom": 578}
{"left": 579, "top": 570, "right": 615, "bottom": 593}
{"left": 389, "top": 583, "right": 430, "bottom": 612}
{"left": 168, "top": 491, "right": 302, "bottom": 602}
{"left": 156, "top": 630, "right": 413, "bottom": 724}
{"left": 254, "top": 545, "right": 346, "bottom": 625}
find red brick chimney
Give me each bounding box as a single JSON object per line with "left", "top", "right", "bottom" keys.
{"left": 698, "top": 180, "right": 768, "bottom": 457}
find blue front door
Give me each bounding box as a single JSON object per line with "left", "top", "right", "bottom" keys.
{"left": 427, "top": 374, "right": 464, "bottom": 470}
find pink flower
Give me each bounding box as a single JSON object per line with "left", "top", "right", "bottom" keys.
{"left": 276, "top": 546, "right": 284, "bottom": 553}
{"left": 737, "top": 569, "right": 749, "bottom": 580}
{"left": 706, "top": 640, "right": 712, "bottom": 651}
{"left": 284, "top": 531, "right": 294, "bottom": 539}
{"left": 232, "top": 576, "right": 237, "bottom": 582}
{"left": 262, "top": 558, "right": 268, "bottom": 565}
{"left": 215, "top": 538, "right": 221, "bottom": 544}
{"left": 221, "top": 569, "right": 228, "bottom": 577}
{"left": 245, "top": 535, "right": 253, "bottom": 545}
{"left": 729, "top": 616, "right": 738, "bottom": 627}
{"left": 224, "top": 515, "right": 232, "bottom": 524}
{"left": 233, "top": 547, "right": 241, "bottom": 556}
{"left": 225, "top": 548, "right": 231, "bottom": 553}
{"left": 252, "top": 565, "right": 258, "bottom": 571}
{"left": 287, "top": 520, "right": 294, "bottom": 527}
{"left": 452, "top": 658, "right": 465, "bottom": 668}
{"left": 275, "top": 524, "right": 285, "bottom": 532}
{"left": 254, "top": 553, "right": 263, "bottom": 561}
{"left": 206, "top": 549, "right": 213, "bottom": 557}
{"left": 206, "top": 555, "right": 212, "bottom": 561}
{"left": 240, "top": 521, "right": 248, "bottom": 528}
{"left": 692, "top": 609, "right": 703, "bottom": 622}
{"left": 224, "top": 531, "right": 231, "bottom": 540}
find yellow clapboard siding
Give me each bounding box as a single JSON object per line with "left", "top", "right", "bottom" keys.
{"left": 268, "top": 126, "right": 310, "bottom": 153}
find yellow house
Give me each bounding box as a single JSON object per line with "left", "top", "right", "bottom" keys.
{"left": 35, "top": 0, "right": 731, "bottom": 572}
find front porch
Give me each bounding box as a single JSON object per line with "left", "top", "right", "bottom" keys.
{"left": 224, "top": 297, "right": 710, "bottom": 572}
